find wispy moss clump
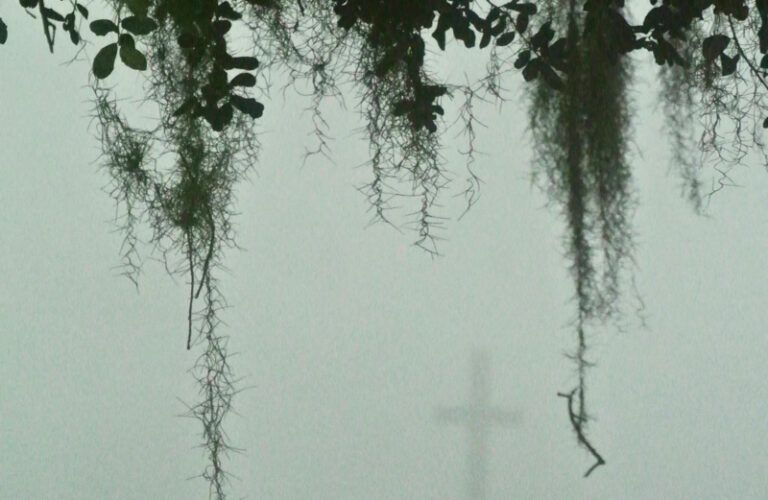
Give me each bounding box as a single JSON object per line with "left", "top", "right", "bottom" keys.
{"left": 529, "top": 0, "right": 634, "bottom": 475}
{"left": 93, "top": 3, "right": 260, "bottom": 494}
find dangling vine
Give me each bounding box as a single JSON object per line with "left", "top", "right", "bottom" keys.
{"left": 658, "top": 18, "right": 705, "bottom": 211}
{"left": 91, "top": 0, "right": 260, "bottom": 494}
{"left": 529, "top": 0, "right": 634, "bottom": 475}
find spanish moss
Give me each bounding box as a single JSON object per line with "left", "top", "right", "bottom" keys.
{"left": 529, "top": 0, "right": 634, "bottom": 475}
{"left": 92, "top": 0, "right": 259, "bottom": 494}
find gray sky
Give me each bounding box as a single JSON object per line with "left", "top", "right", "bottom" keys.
{"left": 3, "top": 4, "right": 768, "bottom": 499}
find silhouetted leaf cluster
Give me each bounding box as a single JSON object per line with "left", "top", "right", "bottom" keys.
{"left": 12, "top": 1, "right": 768, "bottom": 131}
{"left": 89, "top": 1, "right": 158, "bottom": 78}
{"left": 13, "top": 0, "right": 89, "bottom": 51}
{"left": 78, "top": 0, "right": 264, "bottom": 131}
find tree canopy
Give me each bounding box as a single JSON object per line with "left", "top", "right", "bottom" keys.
{"left": 4, "top": 0, "right": 768, "bottom": 495}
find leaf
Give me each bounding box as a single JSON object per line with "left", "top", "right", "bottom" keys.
{"left": 92, "top": 42, "right": 118, "bottom": 79}
{"left": 120, "top": 44, "right": 147, "bottom": 70}
{"left": 540, "top": 64, "right": 564, "bottom": 91}
{"left": 412, "top": 36, "right": 426, "bottom": 66}
{"left": 90, "top": 19, "right": 118, "bottom": 36}
{"left": 467, "top": 10, "right": 484, "bottom": 31}
{"left": 19, "top": 0, "right": 39, "bottom": 8}
{"left": 641, "top": 6, "right": 672, "bottom": 33}
{"left": 702, "top": 34, "right": 730, "bottom": 63}
{"left": 216, "top": 1, "right": 242, "bottom": 20}
{"left": 69, "top": 28, "right": 80, "bottom": 45}
{"left": 760, "top": 23, "right": 768, "bottom": 54}
{"left": 479, "top": 28, "right": 492, "bottom": 49}
{"left": 230, "top": 95, "right": 264, "bottom": 119}
{"left": 507, "top": 2, "right": 536, "bottom": 15}
{"left": 496, "top": 31, "right": 515, "bottom": 47}
{"left": 391, "top": 100, "right": 410, "bottom": 117}
{"left": 118, "top": 33, "right": 135, "bottom": 48}
{"left": 725, "top": 3, "right": 749, "bottom": 21}
{"left": 423, "top": 84, "right": 447, "bottom": 99}
{"left": 203, "top": 103, "right": 233, "bottom": 131}
{"left": 212, "top": 20, "right": 232, "bottom": 36}
{"left": 522, "top": 58, "right": 540, "bottom": 81}
{"left": 516, "top": 13, "right": 529, "bottom": 34}
{"left": 208, "top": 67, "right": 228, "bottom": 91}
{"left": 0, "top": 18, "right": 7, "bottom": 45}
{"left": 720, "top": 53, "right": 739, "bottom": 76}
{"left": 548, "top": 38, "right": 567, "bottom": 60}
{"left": 218, "top": 102, "right": 233, "bottom": 128}
{"left": 530, "top": 21, "right": 554, "bottom": 50}
{"left": 42, "top": 7, "right": 65, "bottom": 22}
{"left": 224, "top": 56, "right": 259, "bottom": 70}
{"left": 229, "top": 73, "right": 256, "bottom": 87}
{"left": 63, "top": 13, "right": 75, "bottom": 31}
{"left": 760, "top": 54, "right": 768, "bottom": 69}
{"left": 125, "top": 0, "right": 150, "bottom": 17}
{"left": 75, "top": 3, "right": 89, "bottom": 19}
{"left": 514, "top": 49, "right": 531, "bottom": 69}
{"left": 460, "top": 28, "right": 475, "bottom": 48}
{"left": 487, "top": 7, "right": 501, "bottom": 24}
{"left": 432, "top": 28, "right": 446, "bottom": 51}
{"left": 490, "top": 16, "right": 507, "bottom": 37}
{"left": 121, "top": 15, "right": 158, "bottom": 35}
{"left": 763, "top": 116, "right": 768, "bottom": 129}
{"left": 337, "top": 13, "right": 355, "bottom": 30}
{"left": 432, "top": 14, "right": 450, "bottom": 51}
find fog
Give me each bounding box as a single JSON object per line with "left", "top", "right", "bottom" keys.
{"left": 3, "top": 5, "right": 768, "bottom": 499}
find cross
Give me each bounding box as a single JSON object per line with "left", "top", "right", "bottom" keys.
{"left": 436, "top": 351, "right": 520, "bottom": 500}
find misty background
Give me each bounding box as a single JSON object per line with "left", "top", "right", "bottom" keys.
{"left": 3, "top": 3, "right": 768, "bottom": 499}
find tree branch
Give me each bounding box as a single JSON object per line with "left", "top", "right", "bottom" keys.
{"left": 557, "top": 388, "right": 606, "bottom": 477}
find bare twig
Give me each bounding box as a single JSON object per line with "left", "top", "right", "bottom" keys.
{"left": 557, "top": 388, "right": 606, "bottom": 477}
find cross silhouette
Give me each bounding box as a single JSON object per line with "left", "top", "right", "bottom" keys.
{"left": 436, "top": 351, "right": 520, "bottom": 500}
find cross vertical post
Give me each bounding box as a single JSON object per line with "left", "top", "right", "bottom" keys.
{"left": 436, "top": 351, "right": 520, "bottom": 500}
